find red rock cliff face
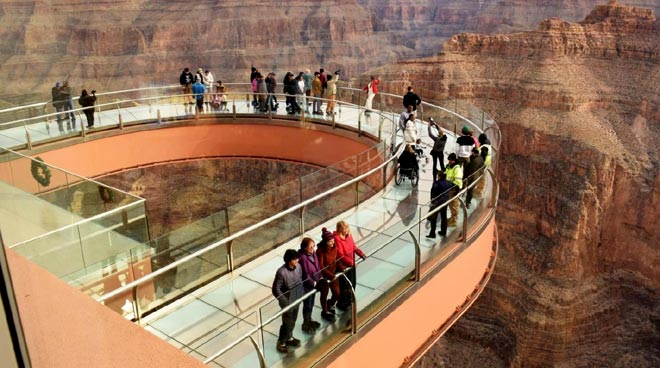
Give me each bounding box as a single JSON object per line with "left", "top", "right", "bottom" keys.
{"left": 374, "top": 2, "right": 660, "bottom": 366}
{"left": 3, "top": 0, "right": 660, "bottom": 105}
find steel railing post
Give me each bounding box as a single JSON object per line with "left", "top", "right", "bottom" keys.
{"left": 407, "top": 230, "right": 421, "bottom": 282}
{"left": 24, "top": 124, "right": 32, "bottom": 150}
{"left": 459, "top": 197, "right": 468, "bottom": 244}
{"left": 223, "top": 209, "right": 234, "bottom": 271}
{"left": 299, "top": 178, "right": 305, "bottom": 234}
{"left": 132, "top": 286, "right": 141, "bottom": 325}
{"left": 355, "top": 154, "right": 360, "bottom": 206}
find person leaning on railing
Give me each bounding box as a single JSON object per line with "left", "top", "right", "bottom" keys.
{"left": 334, "top": 221, "right": 365, "bottom": 311}
{"left": 298, "top": 237, "right": 322, "bottom": 334}
{"left": 474, "top": 133, "right": 492, "bottom": 198}
{"left": 272, "top": 249, "right": 304, "bottom": 354}
{"left": 79, "top": 89, "right": 97, "bottom": 129}
{"left": 445, "top": 153, "right": 463, "bottom": 227}
{"left": 402, "top": 86, "right": 422, "bottom": 111}
{"left": 456, "top": 125, "right": 475, "bottom": 166}
{"left": 316, "top": 228, "right": 341, "bottom": 323}
{"left": 464, "top": 147, "right": 485, "bottom": 209}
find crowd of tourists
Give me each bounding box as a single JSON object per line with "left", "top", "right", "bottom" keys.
{"left": 48, "top": 71, "right": 493, "bottom": 356}
{"left": 396, "top": 98, "right": 492, "bottom": 238}
{"left": 50, "top": 81, "right": 97, "bottom": 132}
{"left": 178, "top": 66, "right": 345, "bottom": 116}
{"left": 272, "top": 221, "right": 365, "bottom": 353}
{"left": 270, "top": 93, "right": 492, "bottom": 354}
{"left": 48, "top": 65, "right": 381, "bottom": 130}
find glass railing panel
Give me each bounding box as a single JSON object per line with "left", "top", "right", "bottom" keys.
{"left": 354, "top": 231, "right": 416, "bottom": 316}
{"left": 63, "top": 248, "right": 133, "bottom": 297}
{"left": 302, "top": 187, "right": 356, "bottom": 233}
{"left": 190, "top": 311, "right": 260, "bottom": 366}
{"left": 12, "top": 225, "right": 84, "bottom": 278}
{"left": 76, "top": 210, "right": 144, "bottom": 272}
{"left": 95, "top": 108, "right": 121, "bottom": 128}
{"left": 256, "top": 294, "right": 350, "bottom": 367}
{"left": 24, "top": 119, "right": 56, "bottom": 145}
{"left": 227, "top": 180, "right": 301, "bottom": 267}
{"left": 136, "top": 239, "right": 230, "bottom": 317}
{"left": 230, "top": 212, "right": 300, "bottom": 268}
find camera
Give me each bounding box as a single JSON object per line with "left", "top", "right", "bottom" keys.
{"left": 334, "top": 69, "right": 341, "bottom": 75}
{"left": 91, "top": 90, "right": 96, "bottom": 94}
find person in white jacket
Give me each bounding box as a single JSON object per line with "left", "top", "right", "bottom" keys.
{"left": 404, "top": 113, "right": 418, "bottom": 146}
{"left": 203, "top": 69, "right": 214, "bottom": 104}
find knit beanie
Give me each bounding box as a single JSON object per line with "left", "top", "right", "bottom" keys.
{"left": 321, "top": 227, "right": 334, "bottom": 242}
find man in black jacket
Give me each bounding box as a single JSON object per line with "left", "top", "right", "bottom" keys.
{"left": 179, "top": 68, "right": 194, "bottom": 104}
{"left": 427, "top": 171, "right": 453, "bottom": 238}
{"left": 464, "top": 147, "right": 485, "bottom": 209}
{"left": 402, "top": 86, "right": 422, "bottom": 111}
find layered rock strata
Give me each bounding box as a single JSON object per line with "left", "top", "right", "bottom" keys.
{"left": 97, "top": 157, "right": 318, "bottom": 237}
{"left": 371, "top": 2, "right": 660, "bottom": 366}
{"left": 2, "top": 0, "right": 660, "bottom": 105}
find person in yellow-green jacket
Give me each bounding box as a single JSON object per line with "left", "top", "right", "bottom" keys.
{"left": 445, "top": 153, "right": 463, "bottom": 227}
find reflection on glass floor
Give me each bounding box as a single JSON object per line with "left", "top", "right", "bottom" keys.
{"left": 140, "top": 130, "right": 492, "bottom": 367}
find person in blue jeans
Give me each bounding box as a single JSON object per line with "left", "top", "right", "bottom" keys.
{"left": 192, "top": 79, "right": 205, "bottom": 112}
{"left": 298, "top": 237, "right": 322, "bottom": 333}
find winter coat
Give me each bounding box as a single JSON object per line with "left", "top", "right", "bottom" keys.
{"left": 272, "top": 263, "right": 304, "bottom": 308}
{"left": 298, "top": 249, "right": 322, "bottom": 291}
{"left": 334, "top": 232, "right": 365, "bottom": 268}
{"left": 428, "top": 125, "right": 447, "bottom": 154}
{"left": 317, "top": 240, "right": 342, "bottom": 280}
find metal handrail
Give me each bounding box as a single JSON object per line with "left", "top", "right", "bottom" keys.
{"left": 339, "top": 86, "right": 486, "bottom": 132}
{"left": 201, "top": 165, "right": 499, "bottom": 364}
{"left": 0, "top": 84, "right": 499, "bottom": 366}
{"left": 202, "top": 267, "right": 357, "bottom": 365}
{"left": 97, "top": 142, "right": 404, "bottom": 303}
{"left": 8, "top": 200, "right": 145, "bottom": 249}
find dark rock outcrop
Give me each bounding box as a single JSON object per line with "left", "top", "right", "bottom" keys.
{"left": 372, "top": 2, "right": 660, "bottom": 366}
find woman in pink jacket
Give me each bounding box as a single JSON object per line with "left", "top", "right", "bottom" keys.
{"left": 333, "top": 220, "right": 366, "bottom": 310}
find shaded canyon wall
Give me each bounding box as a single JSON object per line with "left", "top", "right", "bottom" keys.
{"left": 3, "top": 0, "right": 660, "bottom": 106}
{"left": 372, "top": 2, "right": 660, "bottom": 366}
{"left": 97, "top": 157, "right": 318, "bottom": 237}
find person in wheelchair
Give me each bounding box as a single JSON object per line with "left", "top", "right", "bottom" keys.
{"left": 398, "top": 144, "right": 419, "bottom": 179}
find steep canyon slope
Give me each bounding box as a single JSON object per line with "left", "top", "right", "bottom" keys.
{"left": 373, "top": 2, "right": 660, "bottom": 367}
{"left": 2, "top": 0, "right": 660, "bottom": 105}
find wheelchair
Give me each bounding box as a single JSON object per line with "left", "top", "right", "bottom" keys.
{"left": 395, "top": 162, "right": 419, "bottom": 187}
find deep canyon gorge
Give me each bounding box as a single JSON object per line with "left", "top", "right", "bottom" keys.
{"left": 2, "top": 0, "right": 660, "bottom": 104}
{"left": 376, "top": 2, "right": 660, "bottom": 367}
{"left": 2, "top": 0, "right": 659, "bottom": 367}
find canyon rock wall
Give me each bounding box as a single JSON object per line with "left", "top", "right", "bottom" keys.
{"left": 372, "top": 2, "right": 660, "bottom": 366}
{"left": 97, "top": 158, "right": 317, "bottom": 237}
{"left": 3, "top": 0, "right": 660, "bottom": 106}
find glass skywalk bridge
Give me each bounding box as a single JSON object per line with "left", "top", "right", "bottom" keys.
{"left": 0, "top": 86, "right": 500, "bottom": 367}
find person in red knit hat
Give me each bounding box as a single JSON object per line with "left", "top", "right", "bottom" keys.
{"left": 316, "top": 227, "right": 342, "bottom": 322}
